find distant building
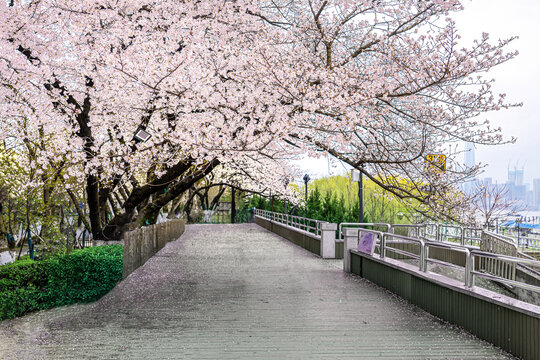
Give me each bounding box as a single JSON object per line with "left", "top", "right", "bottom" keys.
{"left": 534, "top": 179, "right": 540, "bottom": 208}
{"left": 463, "top": 142, "right": 476, "bottom": 194}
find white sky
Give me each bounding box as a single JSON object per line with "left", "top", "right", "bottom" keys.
{"left": 455, "top": 0, "right": 540, "bottom": 185}
{"left": 299, "top": 0, "right": 540, "bottom": 185}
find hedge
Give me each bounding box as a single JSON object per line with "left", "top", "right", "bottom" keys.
{"left": 0, "top": 245, "right": 123, "bottom": 320}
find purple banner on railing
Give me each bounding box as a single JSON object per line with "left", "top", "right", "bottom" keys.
{"left": 357, "top": 232, "right": 376, "bottom": 255}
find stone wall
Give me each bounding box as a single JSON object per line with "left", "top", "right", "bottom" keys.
{"left": 123, "top": 220, "right": 185, "bottom": 278}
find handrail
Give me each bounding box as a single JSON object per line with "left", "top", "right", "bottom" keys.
{"left": 382, "top": 233, "right": 425, "bottom": 271}
{"left": 389, "top": 224, "right": 426, "bottom": 238}
{"left": 338, "top": 222, "right": 391, "bottom": 240}
{"left": 255, "top": 209, "right": 325, "bottom": 237}
{"left": 482, "top": 231, "right": 518, "bottom": 249}
{"left": 469, "top": 250, "right": 540, "bottom": 293}
{"left": 256, "top": 208, "right": 540, "bottom": 293}
{"left": 423, "top": 241, "right": 471, "bottom": 285}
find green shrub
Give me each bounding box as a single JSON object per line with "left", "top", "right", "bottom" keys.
{"left": 0, "top": 245, "right": 123, "bottom": 320}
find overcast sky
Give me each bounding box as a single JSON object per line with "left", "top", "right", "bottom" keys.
{"left": 455, "top": 0, "right": 540, "bottom": 185}
{"left": 300, "top": 0, "right": 540, "bottom": 185}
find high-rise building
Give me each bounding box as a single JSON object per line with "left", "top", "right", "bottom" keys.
{"left": 463, "top": 142, "right": 476, "bottom": 194}
{"left": 534, "top": 179, "right": 540, "bottom": 208}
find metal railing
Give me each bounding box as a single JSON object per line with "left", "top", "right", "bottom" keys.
{"left": 469, "top": 250, "right": 540, "bottom": 293}
{"left": 423, "top": 241, "right": 471, "bottom": 286}
{"left": 382, "top": 233, "right": 425, "bottom": 271}
{"left": 338, "top": 223, "right": 391, "bottom": 241}
{"left": 343, "top": 224, "right": 540, "bottom": 292}
{"left": 255, "top": 209, "right": 324, "bottom": 237}
{"left": 389, "top": 224, "right": 426, "bottom": 238}
{"left": 422, "top": 223, "right": 482, "bottom": 247}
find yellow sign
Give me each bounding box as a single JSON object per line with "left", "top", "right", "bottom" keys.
{"left": 425, "top": 154, "right": 446, "bottom": 172}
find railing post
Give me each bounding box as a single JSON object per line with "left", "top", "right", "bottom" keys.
{"left": 343, "top": 227, "right": 358, "bottom": 272}
{"left": 418, "top": 240, "right": 425, "bottom": 271}
{"left": 468, "top": 254, "right": 475, "bottom": 287}
{"left": 423, "top": 244, "right": 429, "bottom": 272}
{"left": 320, "top": 223, "right": 337, "bottom": 259}
{"left": 380, "top": 233, "right": 386, "bottom": 259}
{"left": 460, "top": 227, "right": 465, "bottom": 246}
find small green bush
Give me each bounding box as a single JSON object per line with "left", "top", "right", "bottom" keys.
{"left": 0, "top": 245, "right": 123, "bottom": 320}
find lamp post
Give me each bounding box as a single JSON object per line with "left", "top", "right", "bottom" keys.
{"left": 351, "top": 168, "right": 363, "bottom": 223}
{"left": 133, "top": 128, "right": 152, "bottom": 143}
{"left": 303, "top": 174, "right": 310, "bottom": 218}
{"left": 283, "top": 178, "right": 290, "bottom": 216}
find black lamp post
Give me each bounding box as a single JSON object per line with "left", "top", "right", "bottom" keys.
{"left": 134, "top": 128, "right": 152, "bottom": 143}
{"left": 351, "top": 168, "right": 363, "bottom": 223}
{"left": 284, "top": 178, "right": 290, "bottom": 216}
{"left": 303, "top": 174, "right": 310, "bottom": 218}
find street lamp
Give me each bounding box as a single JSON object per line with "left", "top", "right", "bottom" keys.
{"left": 134, "top": 128, "right": 152, "bottom": 143}
{"left": 283, "top": 178, "right": 290, "bottom": 216}
{"left": 351, "top": 167, "right": 363, "bottom": 223}
{"left": 303, "top": 174, "right": 310, "bottom": 218}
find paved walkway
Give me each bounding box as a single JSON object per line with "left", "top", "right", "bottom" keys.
{"left": 0, "top": 224, "right": 513, "bottom": 359}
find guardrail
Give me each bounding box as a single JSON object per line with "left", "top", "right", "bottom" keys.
{"left": 338, "top": 222, "right": 391, "bottom": 241}
{"left": 389, "top": 224, "right": 425, "bottom": 238}
{"left": 254, "top": 209, "right": 338, "bottom": 258}
{"left": 423, "top": 223, "right": 482, "bottom": 247}
{"left": 470, "top": 250, "right": 540, "bottom": 293}
{"left": 255, "top": 209, "right": 324, "bottom": 237}
{"left": 342, "top": 224, "right": 540, "bottom": 293}
{"left": 381, "top": 232, "right": 425, "bottom": 271}
{"left": 423, "top": 241, "right": 471, "bottom": 286}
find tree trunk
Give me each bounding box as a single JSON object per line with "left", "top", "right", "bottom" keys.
{"left": 231, "top": 187, "right": 236, "bottom": 224}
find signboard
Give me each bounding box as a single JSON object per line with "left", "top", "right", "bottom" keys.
{"left": 425, "top": 154, "right": 446, "bottom": 172}
{"left": 357, "top": 231, "right": 376, "bottom": 255}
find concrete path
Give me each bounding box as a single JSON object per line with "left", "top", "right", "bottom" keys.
{"left": 0, "top": 224, "right": 513, "bottom": 359}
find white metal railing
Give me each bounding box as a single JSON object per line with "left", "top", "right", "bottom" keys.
{"left": 390, "top": 224, "right": 426, "bottom": 238}
{"left": 501, "top": 232, "right": 540, "bottom": 251}
{"left": 469, "top": 250, "right": 540, "bottom": 293}
{"left": 255, "top": 210, "right": 540, "bottom": 294}
{"left": 338, "top": 222, "right": 391, "bottom": 241}
{"left": 255, "top": 209, "right": 324, "bottom": 237}
{"left": 423, "top": 241, "right": 471, "bottom": 285}
{"left": 422, "top": 223, "right": 482, "bottom": 247}
{"left": 381, "top": 232, "right": 425, "bottom": 271}
{"left": 342, "top": 224, "right": 540, "bottom": 292}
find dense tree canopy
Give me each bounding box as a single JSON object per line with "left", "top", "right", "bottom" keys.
{"left": 0, "top": 0, "right": 517, "bottom": 238}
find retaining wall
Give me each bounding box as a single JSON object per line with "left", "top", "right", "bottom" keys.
{"left": 255, "top": 216, "right": 321, "bottom": 256}
{"left": 349, "top": 250, "right": 540, "bottom": 360}
{"left": 123, "top": 219, "right": 185, "bottom": 278}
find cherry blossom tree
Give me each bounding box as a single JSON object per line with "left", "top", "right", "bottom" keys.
{"left": 253, "top": 0, "right": 518, "bottom": 221}
{"left": 0, "top": 0, "right": 518, "bottom": 238}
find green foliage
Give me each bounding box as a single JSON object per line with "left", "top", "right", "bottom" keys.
{"left": 0, "top": 245, "right": 123, "bottom": 320}
{"left": 306, "top": 187, "right": 368, "bottom": 224}
{"left": 309, "top": 175, "right": 410, "bottom": 224}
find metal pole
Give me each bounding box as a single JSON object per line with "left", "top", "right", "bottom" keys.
{"left": 358, "top": 169, "right": 363, "bottom": 223}
{"left": 303, "top": 174, "right": 310, "bottom": 218}
{"left": 304, "top": 182, "right": 308, "bottom": 218}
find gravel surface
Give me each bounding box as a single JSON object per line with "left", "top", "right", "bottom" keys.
{"left": 0, "top": 224, "right": 514, "bottom": 359}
